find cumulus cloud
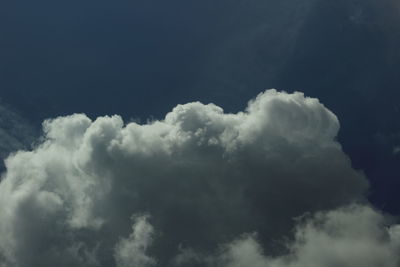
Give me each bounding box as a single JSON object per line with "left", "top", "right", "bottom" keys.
{"left": 214, "top": 204, "right": 400, "bottom": 267}
{"left": 0, "top": 90, "right": 373, "bottom": 266}
{"left": 114, "top": 215, "right": 156, "bottom": 267}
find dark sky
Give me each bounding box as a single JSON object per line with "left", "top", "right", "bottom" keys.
{"left": 1, "top": 0, "right": 398, "bottom": 211}
{"left": 0, "top": 1, "right": 400, "bottom": 266}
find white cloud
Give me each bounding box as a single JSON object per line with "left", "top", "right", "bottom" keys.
{"left": 215, "top": 205, "right": 400, "bottom": 267}
{"left": 114, "top": 215, "right": 156, "bottom": 267}
{"left": 0, "top": 90, "right": 370, "bottom": 266}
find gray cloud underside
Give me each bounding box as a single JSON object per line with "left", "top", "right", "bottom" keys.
{"left": 1, "top": 90, "right": 394, "bottom": 267}
{"left": 174, "top": 205, "right": 400, "bottom": 267}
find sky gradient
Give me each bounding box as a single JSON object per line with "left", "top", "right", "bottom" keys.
{"left": 0, "top": 1, "right": 399, "bottom": 266}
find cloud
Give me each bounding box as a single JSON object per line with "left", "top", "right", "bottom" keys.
{"left": 214, "top": 204, "right": 400, "bottom": 267}
{"left": 114, "top": 215, "right": 156, "bottom": 267}
{"left": 0, "top": 90, "right": 369, "bottom": 266}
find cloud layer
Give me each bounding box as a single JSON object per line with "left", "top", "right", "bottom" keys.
{"left": 0, "top": 90, "right": 384, "bottom": 267}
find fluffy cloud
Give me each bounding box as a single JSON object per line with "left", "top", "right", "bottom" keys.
{"left": 0, "top": 90, "right": 370, "bottom": 266}
{"left": 214, "top": 205, "right": 400, "bottom": 267}
{"left": 114, "top": 215, "right": 156, "bottom": 267}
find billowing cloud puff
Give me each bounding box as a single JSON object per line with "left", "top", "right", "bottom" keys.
{"left": 213, "top": 205, "right": 400, "bottom": 267}
{"left": 114, "top": 215, "right": 156, "bottom": 267}
{"left": 0, "top": 90, "right": 371, "bottom": 266}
